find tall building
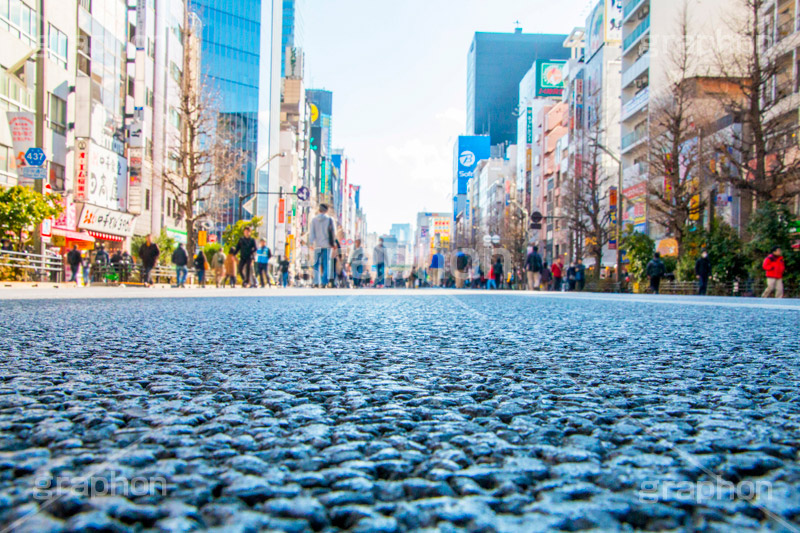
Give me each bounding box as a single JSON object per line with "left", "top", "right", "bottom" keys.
{"left": 281, "top": 0, "right": 305, "bottom": 77}
{"left": 467, "top": 30, "right": 570, "bottom": 149}
{"left": 619, "top": 0, "right": 738, "bottom": 237}
{"left": 191, "top": 0, "right": 282, "bottom": 242}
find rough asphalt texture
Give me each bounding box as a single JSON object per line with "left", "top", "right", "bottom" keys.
{"left": 0, "top": 293, "right": 799, "bottom": 532}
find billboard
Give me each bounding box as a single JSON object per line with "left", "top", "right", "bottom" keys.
{"left": 587, "top": 0, "right": 623, "bottom": 58}
{"left": 535, "top": 61, "right": 566, "bottom": 98}
{"left": 454, "top": 135, "right": 491, "bottom": 195}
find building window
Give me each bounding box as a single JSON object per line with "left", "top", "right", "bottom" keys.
{"left": 48, "top": 24, "right": 68, "bottom": 69}
{"left": 147, "top": 38, "right": 155, "bottom": 59}
{"left": 145, "top": 87, "right": 154, "bottom": 108}
{"left": 0, "top": 0, "right": 39, "bottom": 47}
{"left": 79, "top": 0, "right": 91, "bottom": 12}
{"left": 77, "top": 29, "right": 91, "bottom": 76}
{"left": 170, "top": 62, "right": 182, "bottom": 84}
{"left": 146, "top": 139, "right": 153, "bottom": 161}
{"left": 0, "top": 144, "right": 15, "bottom": 183}
{"left": 168, "top": 106, "right": 181, "bottom": 129}
{"left": 0, "top": 68, "right": 34, "bottom": 110}
{"left": 145, "top": 188, "right": 151, "bottom": 210}
{"left": 49, "top": 162, "right": 64, "bottom": 191}
{"left": 166, "top": 197, "right": 171, "bottom": 216}
{"left": 48, "top": 93, "right": 66, "bottom": 135}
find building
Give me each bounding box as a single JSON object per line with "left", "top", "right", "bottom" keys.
{"left": 191, "top": 0, "right": 282, "bottom": 243}
{"left": 538, "top": 102, "right": 569, "bottom": 263}
{"left": 619, "top": 0, "right": 737, "bottom": 237}
{"left": 415, "top": 212, "right": 450, "bottom": 269}
{"left": 280, "top": 0, "right": 305, "bottom": 77}
{"left": 467, "top": 29, "right": 570, "bottom": 149}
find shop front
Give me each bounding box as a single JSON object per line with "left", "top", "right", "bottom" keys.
{"left": 76, "top": 203, "right": 137, "bottom": 252}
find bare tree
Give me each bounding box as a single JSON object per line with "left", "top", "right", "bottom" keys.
{"left": 563, "top": 117, "right": 615, "bottom": 279}
{"left": 646, "top": 4, "right": 711, "bottom": 258}
{"left": 714, "top": 0, "right": 800, "bottom": 204}
{"left": 163, "top": 3, "right": 245, "bottom": 257}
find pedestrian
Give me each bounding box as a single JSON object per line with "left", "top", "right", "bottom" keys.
{"left": 762, "top": 246, "right": 785, "bottom": 298}
{"left": 138, "top": 235, "right": 160, "bottom": 287}
{"left": 541, "top": 261, "right": 552, "bottom": 291}
{"left": 66, "top": 245, "right": 81, "bottom": 283}
{"left": 94, "top": 244, "right": 109, "bottom": 282}
{"left": 224, "top": 247, "right": 238, "bottom": 287}
{"left": 493, "top": 256, "right": 504, "bottom": 289}
{"left": 110, "top": 249, "right": 122, "bottom": 281}
{"left": 373, "top": 238, "right": 387, "bottom": 287}
{"left": 81, "top": 252, "right": 91, "bottom": 286}
{"left": 279, "top": 255, "right": 291, "bottom": 287}
{"left": 333, "top": 239, "right": 346, "bottom": 287}
{"left": 455, "top": 250, "right": 468, "bottom": 288}
{"left": 567, "top": 262, "right": 577, "bottom": 291}
{"left": 407, "top": 266, "right": 417, "bottom": 289}
{"left": 212, "top": 247, "right": 226, "bottom": 287}
{"left": 234, "top": 227, "right": 257, "bottom": 288}
{"left": 172, "top": 243, "right": 189, "bottom": 288}
{"left": 309, "top": 204, "right": 336, "bottom": 287}
{"left": 255, "top": 239, "right": 271, "bottom": 288}
{"left": 194, "top": 250, "right": 208, "bottom": 288}
{"left": 525, "top": 246, "right": 543, "bottom": 291}
{"left": 646, "top": 252, "right": 667, "bottom": 294}
{"left": 695, "top": 250, "right": 711, "bottom": 296}
{"left": 486, "top": 263, "right": 495, "bottom": 290}
{"left": 576, "top": 259, "right": 586, "bottom": 291}
{"left": 428, "top": 248, "right": 444, "bottom": 288}
{"left": 120, "top": 251, "right": 132, "bottom": 283}
{"left": 349, "top": 238, "right": 367, "bottom": 287}
{"left": 551, "top": 257, "right": 564, "bottom": 292}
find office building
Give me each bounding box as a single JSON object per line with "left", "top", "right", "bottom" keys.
{"left": 467, "top": 30, "right": 570, "bottom": 149}
{"left": 191, "top": 0, "right": 282, "bottom": 243}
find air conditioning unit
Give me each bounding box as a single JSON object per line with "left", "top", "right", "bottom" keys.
{"left": 634, "top": 79, "right": 648, "bottom": 89}
{"left": 639, "top": 40, "right": 649, "bottom": 55}
{"left": 639, "top": 6, "right": 649, "bottom": 19}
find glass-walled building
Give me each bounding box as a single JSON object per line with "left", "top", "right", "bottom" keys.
{"left": 191, "top": 0, "right": 281, "bottom": 232}
{"left": 281, "top": 0, "right": 305, "bottom": 77}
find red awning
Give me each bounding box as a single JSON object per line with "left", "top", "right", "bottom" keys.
{"left": 52, "top": 228, "right": 95, "bottom": 242}
{"left": 87, "top": 231, "right": 125, "bottom": 242}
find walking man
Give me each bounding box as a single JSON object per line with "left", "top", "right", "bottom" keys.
{"left": 255, "top": 239, "right": 271, "bottom": 288}
{"left": 279, "top": 255, "right": 291, "bottom": 287}
{"left": 309, "top": 204, "right": 336, "bottom": 287}
{"left": 695, "top": 250, "right": 712, "bottom": 296}
{"left": 525, "top": 246, "right": 543, "bottom": 291}
{"left": 646, "top": 252, "right": 666, "bottom": 294}
{"left": 762, "top": 246, "right": 785, "bottom": 298}
{"left": 373, "top": 238, "right": 387, "bottom": 287}
{"left": 67, "top": 245, "right": 81, "bottom": 283}
{"left": 234, "top": 226, "right": 257, "bottom": 288}
{"left": 171, "top": 243, "right": 189, "bottom": 288}
{"left": 551, "top": 257, "right": 564, "bottom": 292}
{"left": 138, "top": 235, "right": 160, "bottom": 287}
{"left": 576, "top": 259, "right": 586, "bottom": 291}
{"left": 349, "top": 238, "right": 367, "bottom": 287}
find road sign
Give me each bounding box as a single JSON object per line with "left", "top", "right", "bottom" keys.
{"left": 491, "top": 235, "right": 501, "bottom": 245}
{"left": 531, "top": 211, "right": 543, "bottom": 224}
{"left": 241, "top": 196, "right": 255, "bottom": 216}
{"left": 483, "top": 235, "right": 492, "bottom": 245}
{"left": 21, "top": 166, "right": 47, "bottom": 180}
{"left": 297, "top": 186, "right": 310, "bottom": 201}
{"left": 40, "top": 218, "right": 52, "bottom": 238}
{"left": 24, "top": 147, "right": 46, "bottom": 167}
{"left": 209, "top": 234, "right": 218, "bottom": 243}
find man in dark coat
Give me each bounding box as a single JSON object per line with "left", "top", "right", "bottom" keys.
{"left": 234, "top": 226, "right": 258, "bottom": 288}
{"left": 695, "top": 250, "right": 712, "bottom": 296}
{"left": 138, "top": 235, "right": 160, "bottom": 287}
{"left": 66, "top": 245, "right": 82, "bottom": 283}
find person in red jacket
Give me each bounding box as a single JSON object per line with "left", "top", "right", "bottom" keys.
{"left": 551, "top": 257, "right": 564, "bottom": 292}
{"left": 762, "top": 246, "right": 785, "bottom": 298}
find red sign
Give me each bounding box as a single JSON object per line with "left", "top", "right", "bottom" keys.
{"left": 75, "top": 139, "right": 89, "bottom": 201}
{"left": 209, "top": 234, "right": 217, "bottom": 243}
{"left": 278, "top": 198, "right": 285, "bottom": 224}
{"left": 609, "top": 187, "right": 618, "bottom": 207}
{"left": 623, "top": 182, "right": 647, "bottom": 200}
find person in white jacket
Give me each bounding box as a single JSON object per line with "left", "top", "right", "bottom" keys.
{"left": 309, "top": 204, "right": 336, "bottom": 287}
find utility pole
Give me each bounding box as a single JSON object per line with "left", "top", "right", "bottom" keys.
{"left": 33, "top": 0, "right": 46, "bottom": 255}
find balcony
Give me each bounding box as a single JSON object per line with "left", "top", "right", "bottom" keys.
{"left": 623, "top": 0, "right": 648, "bottom": 23}
{"left": 621, "top": 128, "right": 648, "bottom": 152}
{"left": 623, "top": 15, "right": 650, "bottom": 52}
{"left": 776, "top": 17, "right": 797, "bottom": 43}
{"left": 622, "top": 52, "right": 650, "bottom": 88}
{"left": 622, "top": 87, "right": 650, "bottom": 121}
{"left": 623, "top": 162, "right": 649, "bottom": 188}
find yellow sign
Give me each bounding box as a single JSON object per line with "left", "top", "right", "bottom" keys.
{"left": 310, "top": 104, "right": 319, "bottom": 123}
{"left": 198, "top": 231, "right": 207, "bottom": 247}
{"left": 689, "top": 194, "right": 700, "bottom": 221}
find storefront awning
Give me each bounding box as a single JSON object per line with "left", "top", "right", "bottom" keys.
{"left": 52, "top": 228, "right": 95, "bottom": 242}
{"left": 87, "top": 231, "right": 125, "bottom": 242}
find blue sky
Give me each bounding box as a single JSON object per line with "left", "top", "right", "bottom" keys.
{"left": 304, "top": 0, "right": 591, "bottom": 235}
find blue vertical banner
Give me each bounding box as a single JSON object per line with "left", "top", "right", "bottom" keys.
{"left": 456, "top": 136, "right": 491, "bottom": 195}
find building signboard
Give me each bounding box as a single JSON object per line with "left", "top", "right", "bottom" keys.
{"left": 535, "top": 61, "right": 567, "bottom": 98}
{"left": 455, "top": 135, "right": 491, "bottom": 195}
{"left": 78, "top": 204, "right": 136, "bottom": 237}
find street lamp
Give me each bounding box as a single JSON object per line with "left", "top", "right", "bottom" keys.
{"left": 592, "top": 142, "right": 623, "bottom": 285}
{"left": 238, "top": 152, "right": 287, "bottom": 220}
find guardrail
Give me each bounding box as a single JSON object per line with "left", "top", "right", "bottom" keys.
{"left": 0, "top": 250, "right": 64, "bottom": 282}
{"left": 649, "top": 280, "right": 797, "bottom": 298}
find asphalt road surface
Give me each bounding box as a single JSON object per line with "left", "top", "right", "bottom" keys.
{"left": 0, "top": 291, "right": 798, "bottom": 532}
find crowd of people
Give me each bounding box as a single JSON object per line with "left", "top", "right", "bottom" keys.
{"left": 56, "top": 203, "right": 788, "bottom": 298}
